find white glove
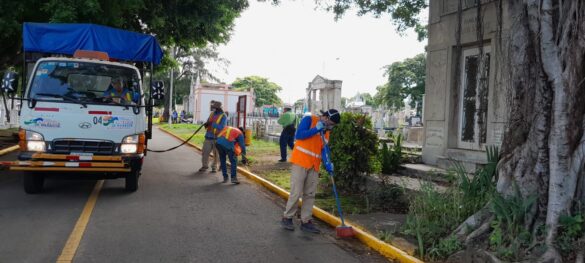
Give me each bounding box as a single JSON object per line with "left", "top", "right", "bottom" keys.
{"left": 315, "top": 121, "right": 325, "bottom": 131}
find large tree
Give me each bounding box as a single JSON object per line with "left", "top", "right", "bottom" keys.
{"left": 0, "top": 0, "right": 248, "bottom": 69}
{"left": 488, "top": 1, "right": 585, "bottom": 261}
{"left": 232, "top": 76, "right": 283, "bottom": 106}
{"left": 375, "top": 53, "right": 425, "bottom": 114}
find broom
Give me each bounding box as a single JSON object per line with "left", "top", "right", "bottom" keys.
{"left": 320, "top": 131, "right": 355, "bottom": 238}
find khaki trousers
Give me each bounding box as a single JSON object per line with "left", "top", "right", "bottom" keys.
{"left": 201, "top": 138, "right": 218, "bottom": 170}
{"left": 283, "top": 164, "right": 319, "bottom": 223}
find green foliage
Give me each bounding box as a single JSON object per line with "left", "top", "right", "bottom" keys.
{"left": 403, "top": 181, "right": 464, "bottom": 258}
{"left": 380, "top": 133, "right": 403, "bottom": 174}
{"left": 488, "top": 186, "right": 537, "bottom": 261}
{"left": 316, "top": 0, "right": 428, "bottom": 41}
{"left": 378, "top": 230, "right": 395, "bottom": 243}
{"left": 375, "top": 53, "right": 426, "bottom": 115}
{"left": 0, "top": 0, "right": 248, "bottom": 69}
{"left": 267, "top": 0, "right": 427, "bottom": 40}
{"left": 403, "top": 145, "right": 499, "bottom": 260}
{"left": 427, "top": 235, "right": 463, "bottom": 261}
{"left": 329, "top": 112, "right": 379, "bottom": 193}
{"left": 557, "top": 213, "right": 585, "bottom": 256}
{"left": 232, "top": 76, "right": 283, "bottom": 106}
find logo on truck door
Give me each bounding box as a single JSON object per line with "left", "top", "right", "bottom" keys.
{"left": 24, "top": 118, "right": 61, "bottom": 128}
{"left": 93, "top": 116, "right": 133, "bottom": 129}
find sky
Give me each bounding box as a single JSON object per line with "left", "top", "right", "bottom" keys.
{"left": 214, "top": 0, "right": 427, "bottom": 105}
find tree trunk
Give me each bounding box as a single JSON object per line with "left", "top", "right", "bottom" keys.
{"left": 484, "top": 0, "right": 585, "bottom": 261}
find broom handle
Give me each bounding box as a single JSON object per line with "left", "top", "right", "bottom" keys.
{"left": 320, "top": 131, "right": 347, "bottom": 226}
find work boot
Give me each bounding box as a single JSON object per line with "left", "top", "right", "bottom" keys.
{"left": 278, "top": 159, "right": 287, "bottom": 162}
{"left": 222, "top": 178, "right": 228, "bottom": 183}
{"left": 198, "top": 167, "right": 208, "bottom": 172}
{"left": 210, "top": 168, "right": 217, "bottom": 173}
{"left": 300, "top": 220, "right": 321, "bottom": 234}
{"left": 231, "top": 178, "right": 240, "bottom": 185}
{"left": 281, "top": 218, "right": 294, "bottom": 231}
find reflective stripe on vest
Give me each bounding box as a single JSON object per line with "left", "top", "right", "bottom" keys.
{"left": 218, "top": 126, "right": 241, "bottom": 142}
{"left": 289, "top": 115, "right": 329, "bottom": 171}
{"left": 207, "top": 112, "right": 224, "bottom": 134}
{"left": 110, "top": 90, "right": 131, "bottom": 101}
{"left": 294, "top": 145, "right": 321, "bottom": 159}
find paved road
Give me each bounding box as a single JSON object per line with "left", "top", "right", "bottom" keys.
{"left": 0, "top": 128, "right": 388, "bottom": 262}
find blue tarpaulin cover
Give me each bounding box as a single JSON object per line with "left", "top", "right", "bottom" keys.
{"left": 23, "top": 23, "right": 164, "bottom": 65}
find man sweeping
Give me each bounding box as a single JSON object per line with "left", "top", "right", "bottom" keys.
{"left": 281, "top": 109, "right": 340, "bottom": 233}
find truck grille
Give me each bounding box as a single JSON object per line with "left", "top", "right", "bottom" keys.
{"left": 51, "top": 139, "right": 115, "bottom": 155}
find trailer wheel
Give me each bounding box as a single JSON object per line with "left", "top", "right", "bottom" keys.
{"left": 125, "top": 169, "right": 139, "bottom": 192}
{"left": 24, "top": 172, "right": 45, "bottom": 194}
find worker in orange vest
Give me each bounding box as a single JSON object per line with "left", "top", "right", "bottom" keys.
{"left": 200, "top": 100, "right": 226, "bottom": 173}
{"left": 281, "top": 109, "right": 340, "bottom": 233}
{"left": 216, "top": 126, "right": 248, "bottom": 184}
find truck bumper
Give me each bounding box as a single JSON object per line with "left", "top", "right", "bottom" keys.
{"left": 0, "top": 152, "right": 143, "bottom": 173}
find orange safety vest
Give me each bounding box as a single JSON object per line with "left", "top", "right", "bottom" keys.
{"left": 109, "top": 89, "right": 132, "bottom": 102}
{"left": 217, "top": 126, "right": 243, "bottom": 156}
{"left": 206, "top": 112, "right": 225, "bottom": 135}
{"left": 290, "top": 115, "right": 330, "bottom": 171}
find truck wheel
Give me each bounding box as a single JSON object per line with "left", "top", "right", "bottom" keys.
{"left": 125, "top": 170, "right": 139, "bottom": 192}
{"left": 24, "top": 172, "right": 45, "bottom": 194}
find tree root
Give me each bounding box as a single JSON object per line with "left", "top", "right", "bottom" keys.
{"left": 538, "top": 247, "right": 562, "bottom": 263}
{"left": 447, "top": 248, "right": 503, "bottom": 263}
{"left": 464, "top": 217, "right": 493, "bottom": 246}
{"left": 453, "top": 206, "right": 491, "bottom": 240}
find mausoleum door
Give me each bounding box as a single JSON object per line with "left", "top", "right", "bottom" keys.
{"left": 457, "top": 47, "right": 491, "bottom": 151}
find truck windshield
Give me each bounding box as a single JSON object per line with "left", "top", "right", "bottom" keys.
{"left": 29, "top": 61, "right": 141, "bottom": 106}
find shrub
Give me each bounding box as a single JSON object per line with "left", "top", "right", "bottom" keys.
{"left": 380, "top": 133, "right": 403, "bottom": 174}
{"left": 329, "top": 112, "right": 379, "bottom": 193}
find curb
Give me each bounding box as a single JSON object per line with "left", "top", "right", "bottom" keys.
{"left": 157, "top": 126, "right": 424, "bottom": 263}
{"left": 0, "top": 145, "right": 19, "bottom": 156}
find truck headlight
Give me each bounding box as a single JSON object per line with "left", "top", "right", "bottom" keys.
{"left": 121, "top": 144, "right": 138, "bottom": 154}
{"left": 27, "top": 141, "right": 46, "bottom": 152}
{"left": 19, "top": 130, "right": 46, "bottom": 152}
{"left": 121, "top": 134, "right": 145, "bottom": 154}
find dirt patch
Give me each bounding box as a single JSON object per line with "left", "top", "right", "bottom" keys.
{"left": 249, "top": 154, "right": 291, "bottom": 175}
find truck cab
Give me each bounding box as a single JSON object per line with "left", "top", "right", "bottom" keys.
{"left": 0, "top": 23, "right": 164, "bottom": 193}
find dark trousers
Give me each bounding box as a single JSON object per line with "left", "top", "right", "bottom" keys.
{"left": 217, "top": 144, "right": 238, "bottom": 180}
{"left": 279, "top": 131, "right": 294, "bottom": 160}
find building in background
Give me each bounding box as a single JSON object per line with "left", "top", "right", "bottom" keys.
{"left": 192, "top": 83, "right": 255, "bottom": 123}
{"left": 306, "top": 75, "right": 341, "bottom": 114}
{"left": 423, "top": 0, "right": 508, "bottom": 172}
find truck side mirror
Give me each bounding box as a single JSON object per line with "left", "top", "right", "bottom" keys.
{"left": 151, "top": 80, "right": 164, "bottom": 101}
{"left": 1, "top": 71, "right": 18, "bottom": 94}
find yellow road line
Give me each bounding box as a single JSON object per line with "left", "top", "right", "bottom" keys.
{"left": 56, "top": 180, "right": 104, "bottom": 263}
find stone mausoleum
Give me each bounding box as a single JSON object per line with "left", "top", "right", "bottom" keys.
{"left": 423, "top": 0, "right": 510, "bottom": 172}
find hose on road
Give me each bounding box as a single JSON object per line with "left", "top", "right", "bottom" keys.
{"left": 146, "top": 124, "right": 205, "bottom": 153}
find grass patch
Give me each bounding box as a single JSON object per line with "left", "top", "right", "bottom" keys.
{"left": 314, "top": 194, "right": 370, "bottom": 215}
{"left": 158, "top": 123, "right": 280, "bottom": 161}
{"left": 263, "top": 169, "right": 291, "bottom": 191}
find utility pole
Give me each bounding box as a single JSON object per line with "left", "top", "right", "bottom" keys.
{"left": 169, "top": 46, "right": 175, "bottom": 129}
